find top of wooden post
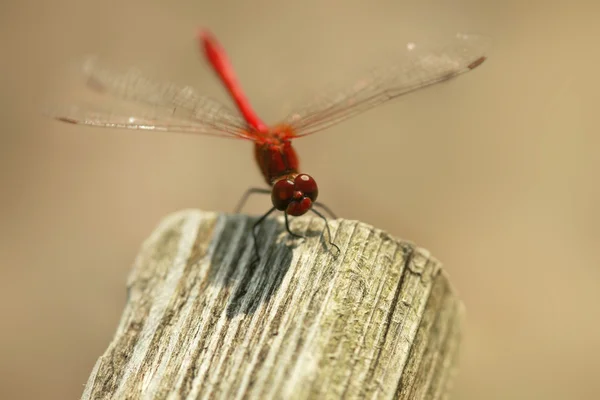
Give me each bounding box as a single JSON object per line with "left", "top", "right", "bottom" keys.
{"left": 82, "top": 209, "right": 464, "bottom": 400}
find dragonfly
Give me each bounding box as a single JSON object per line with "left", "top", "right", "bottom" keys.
{"left": 51, "top": 29, "right": 490, "bottom": 259}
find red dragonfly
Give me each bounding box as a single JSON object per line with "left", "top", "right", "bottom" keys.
{"left": 52, "top": 29, "right": 489, "bottom": 257}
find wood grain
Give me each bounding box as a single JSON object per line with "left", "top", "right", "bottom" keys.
{"left": 81, "top": 209, "right": 464, "bottom": 400}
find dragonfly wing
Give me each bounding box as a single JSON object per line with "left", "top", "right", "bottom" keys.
{"left": 48, "top": 102, "right": 253, "bottom": 139}
{"left": 50, "top": 57, "right": 253, "bottom": 139}
{"left": 283, "top": 32, "right": 491, "bottom": 137}
{"left": 82, "top": 57, "right": 244, "bottom": 123}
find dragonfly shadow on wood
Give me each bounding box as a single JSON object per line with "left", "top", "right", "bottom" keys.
{"left": 183, "top": 212, "right": 338, "bottom": 319}
{"left": 194, "top": 214, "right": 296, "bottom": 318}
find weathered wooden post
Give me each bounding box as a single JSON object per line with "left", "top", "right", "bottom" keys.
{"left": 82, "top": 209, "right": 464, "bottom": 399}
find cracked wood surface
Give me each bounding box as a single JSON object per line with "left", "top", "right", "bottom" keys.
{"left": 81, "top": 209, "right": 464, "bottom": 400}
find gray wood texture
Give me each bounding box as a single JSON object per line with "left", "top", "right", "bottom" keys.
{"left": 82, "top": 209, "right": 464, "bottom": 400}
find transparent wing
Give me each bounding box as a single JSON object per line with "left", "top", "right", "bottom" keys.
{"left": 49, "top": 56, "right": 253, "bottom": 139}
{"left": 283, "top": 32, "right": 491, "bottom": 137}
{"left": 49, "top": 103, "right": 254, "bottom": 139}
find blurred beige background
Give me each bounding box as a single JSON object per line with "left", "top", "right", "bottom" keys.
{"left": 1, "top": 0, "right": 599, "bottom": 399}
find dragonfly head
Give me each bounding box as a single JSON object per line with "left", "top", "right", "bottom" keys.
{"left": 271, "top": 174, "right": 318, "bottom": 216}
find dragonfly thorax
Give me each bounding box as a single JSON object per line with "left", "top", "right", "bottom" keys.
{"left": 271, "top": 174, "right": 318, "bottom": 216}
{"left": 254, "top": 139, "right": 300, "bottom": 185}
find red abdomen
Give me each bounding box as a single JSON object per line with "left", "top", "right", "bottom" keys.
{"left": 254, "top": 140, "right": 299, "bottom": 185}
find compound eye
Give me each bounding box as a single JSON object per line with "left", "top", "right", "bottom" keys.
{"left": 294, "top": 174, "right": 318, "bottom": 202}
{"left": 271, "top": 179, "right": 295, "bottom": 211}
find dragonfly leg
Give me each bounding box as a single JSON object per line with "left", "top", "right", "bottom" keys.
{"left": 235, "top": 187, "right": 271, "bottom": 213}
{"left": 251, "top": 206, "right": 277, "bottom": 262}
{"left": 284, "top": 212, "right": 305, "bottom": 239}
{"left": 311, "top": 208, "right": 341, "bottom": 256}
{"left": 313, "top": 201, "right": 338, "bottom": 219}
